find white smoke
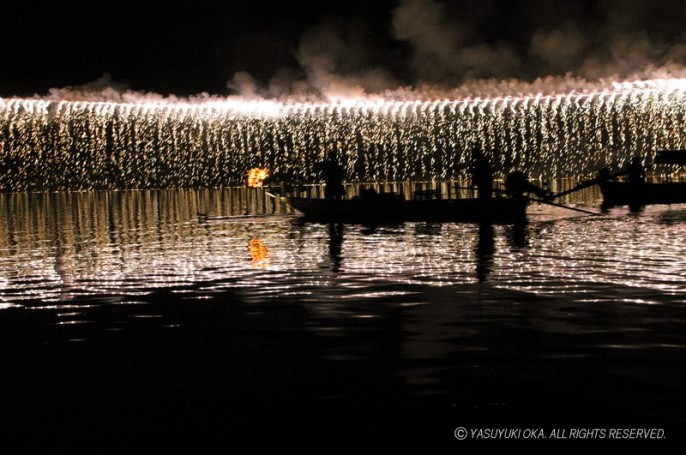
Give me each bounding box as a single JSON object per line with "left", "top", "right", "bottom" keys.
{"left": 226, "top": 72, "right": 263, "bottom": 99}
{"left": 43, "top": 0, "right": 686, "bottom": 102}
{"left": 227, "top": 20, "right": 398, "bottom": 101}
{"left": 294, "top": 22, "right": 389, "bottom": 98}
{"left": 390, "top": 0, "right": 465, "bottom": 82}
{"left": 391, "top": 0, "right": 686, "bottom": 84}
{"left": 44, "top": 73, "right": 131, "bottom": 102}
{"left": 530, "top": 23, "right": 588, "bottom": 74}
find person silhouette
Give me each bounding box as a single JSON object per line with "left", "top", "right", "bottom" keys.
{"left": 471, "top": 148, "right": 493, "bottom": 199}
{"left": 627, "top": 156, "right": 645, "bottom": 184}
{"left": 315, "top": 151, "right": 346, "bottom": 200}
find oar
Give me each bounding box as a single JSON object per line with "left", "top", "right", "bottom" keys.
{"left": 549, "top": 164, "right": 654, "bottom": 200}
{"left": 550, "top": 177, "right": 604, "bottom": 199}
{"left": 454, "top": 186, "right": 510, "bottom": 195}
{"left": 453, "top": 186, "right": 600, "bottom": 215}
{"left": 529, "top": 198, "right": 601, "bottom": 216}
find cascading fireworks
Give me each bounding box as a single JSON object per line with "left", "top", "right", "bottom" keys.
{"left": 1, "top": 78, "right": 686, "bottom": 192}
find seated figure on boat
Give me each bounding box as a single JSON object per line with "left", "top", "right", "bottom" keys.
{"left": 314, "top": 151, "right": 346, "bottom": 200}
{"left": 595, "top": 155, "right": 684, "bottom": 210}
{"left": 471, "top": 148, "right": 493, "bottom": 199}
{"left": 504, "top": 171, "right": 552, "bottom": 200}
{"left": 627, "top": 156, "right": 646, "bottom": 184}
{"left": 597, "top": 167, "right": 612, "bottom": 182}
{"left": 601, "top": 156, "right": 646, "bottom": 184}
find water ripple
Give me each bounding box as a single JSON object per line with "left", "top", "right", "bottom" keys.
{"left": 0, "top": 190, "right": 684, "bottom": 316}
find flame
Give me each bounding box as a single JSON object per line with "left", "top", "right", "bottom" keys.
{"left": 248, "top": 238, "right": 270, "bottom": 268}
{"left": 247, "top": 168, "right": 269, "bottom": 188}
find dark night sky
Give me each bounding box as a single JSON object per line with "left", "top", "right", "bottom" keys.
{"left": 2, "top": 0, "right": 685, "bottom": 97}
{"left": 1, "top": 0, "right": 400, "bottom": 96}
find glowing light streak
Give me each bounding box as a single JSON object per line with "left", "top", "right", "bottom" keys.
{"left": 1, "top": 78, "right": 686, "bottom": 191}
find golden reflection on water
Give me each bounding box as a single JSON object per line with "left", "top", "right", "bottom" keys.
{"left": 0, "top": 189, "right": 288, "bottom": 301}
{"left": 248, "top": 238, "right": 270, "bottom": 268}
{"left": 0, "top": 188, "right": 684, "bottom": 306}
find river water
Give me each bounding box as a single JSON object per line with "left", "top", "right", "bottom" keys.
{"left": 1, "top": 187, "right": 685, "bottom": 449}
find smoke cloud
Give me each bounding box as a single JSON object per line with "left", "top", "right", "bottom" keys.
{"left": 390, "top": 0, "right": 465, "bottom": 82}
{"left": 530, "top": 23, "right": 588, "bottom": 74}
{"left": 227, "top": 20, "right": 399, "bottom": 101}
{"left": 391, "top": 0, "right": 686, "bottom": 83}
{"left": 42, "top": 0, "right": 686, "bottom": 101}
{"left": 44, "top": 73, "right": 132, "bottom": 102}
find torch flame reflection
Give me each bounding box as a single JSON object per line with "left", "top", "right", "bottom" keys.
{"left": 248, "top": 238, "right": 270, "bottom": 268}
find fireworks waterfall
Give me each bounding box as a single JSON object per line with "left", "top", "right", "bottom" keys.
{"left": 1, "top": 78, "right": 686, "bottom": 192}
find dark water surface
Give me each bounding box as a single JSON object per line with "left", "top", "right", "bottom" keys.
{"left": 1, "top": 189, "right": 685, "bottom": 449}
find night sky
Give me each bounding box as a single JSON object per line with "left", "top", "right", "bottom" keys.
{"left": 2, "top": 0, "right": 686, "bottom": 98}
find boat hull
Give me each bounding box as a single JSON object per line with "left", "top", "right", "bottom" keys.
{"left": 284, "top": 196, "right": 528, "bottom": 224}
{"left": 600, "top": 182, "right": 686, "bottom": 208}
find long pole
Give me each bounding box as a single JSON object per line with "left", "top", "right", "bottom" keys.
{"left": 453, "top": 186, "right": 600, "bottom": 216}
{"left": 529, "top": 198, "right": 601, "bottom": 216}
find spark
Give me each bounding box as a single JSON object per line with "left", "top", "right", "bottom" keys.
{"left": 1, "top": 78, "right": 686, "bottom": 191}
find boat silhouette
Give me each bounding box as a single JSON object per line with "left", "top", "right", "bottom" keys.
{"left": 599, "top": 151, "right": 686, "bottom": 209}
{"left": 284, "top": 191, "right": 528, "bottom": 224}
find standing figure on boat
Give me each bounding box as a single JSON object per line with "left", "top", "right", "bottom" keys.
{"left": 627, "top": 156, "right": 646, "bottom": 184}
{"left": 315, "top": 151, "right": 346, "bottom": 200}
{"left": 471, "top": 148, "right": 493, "bottom": 199}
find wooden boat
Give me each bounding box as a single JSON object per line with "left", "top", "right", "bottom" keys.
{"left": 655, "top": 150, "right": 686, "bottom": 165}
{"left": 600, "top": 181, "right": 686, "bottom": 208}
{"left": 284, "top": 194, "right": 528, "bottom": 223}
{"left": 599, "top": 150, "right": 686, "bottom": 208}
